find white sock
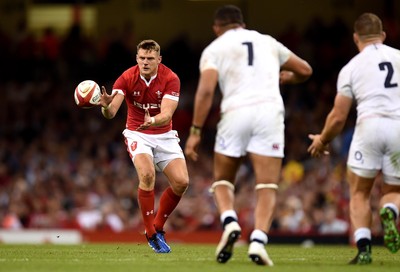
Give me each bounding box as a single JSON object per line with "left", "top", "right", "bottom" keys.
{"left": 220, "top": 210, "right": 238, "bottom": 223}
{"left": 383, "top": 203, "right": 399, "bottom": 219}
{"left": 250, "top": 229, "right": 268, "bottom": 244}
{"left": 354, "top": 227, "right": 371, "bottom": 242}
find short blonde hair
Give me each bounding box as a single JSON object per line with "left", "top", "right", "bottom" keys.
{"left": 137, "top": 39, "right": 161, "bottom": 55}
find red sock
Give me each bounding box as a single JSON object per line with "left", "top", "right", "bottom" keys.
{"left": 154, "top": 187, "right": 181, "bottom": 231}
{"left": 138, "top": 188, "right": 156, "bottom": 236}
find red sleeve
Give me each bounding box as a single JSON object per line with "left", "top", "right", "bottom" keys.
{"left": 162, "top": 65, "right": 180, "bottom": 101}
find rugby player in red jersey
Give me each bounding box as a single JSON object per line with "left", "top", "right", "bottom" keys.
{"left": 99, "top": 39, "right": 189, "bottom": 253}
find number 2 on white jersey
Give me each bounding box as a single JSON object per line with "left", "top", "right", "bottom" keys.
{"left": 379, "top": 62, "right": 398, "bottom": 88}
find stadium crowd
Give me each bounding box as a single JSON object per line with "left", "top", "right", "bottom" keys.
{"left": 0, "top": 12, "right": 399, "bottom": 238}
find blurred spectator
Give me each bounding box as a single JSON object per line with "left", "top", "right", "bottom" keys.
{"left": 278, "top": 195, "right": 305, "bottom": 232}
{"left": 319, "top": 204, "right": 349, "bottom": 234}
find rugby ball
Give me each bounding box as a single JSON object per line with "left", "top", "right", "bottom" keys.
{"left": 74, "top": 80, "right": 101, "bottom": 108}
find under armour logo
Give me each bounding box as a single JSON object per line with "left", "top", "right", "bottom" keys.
{"left": 146, "top": 210, "right": 154, "bottom": 216}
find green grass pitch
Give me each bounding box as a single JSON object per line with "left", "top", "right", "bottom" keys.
{"left": 0, "top": 243, "right": 398, "bottom": 272}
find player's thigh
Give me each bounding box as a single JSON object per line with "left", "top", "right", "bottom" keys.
{"left": 154, "top": 130, "right": 185, "bottom": 172}
{"left": 347, "top": 120, "right": 383, "bottom": 170}
{"left": 346, "top": 168, "right": 375, "bottom": 196}
{"left": 249, "top": 153, "right": 282, "bottom": 183}
{"left": 214, "top": 109, "right": 252, "bottom": 157}
{"left": 123, "top": 129, "right": 154, "bottom": 162}
{"left": 134, "top": 153, "right": 156, "bottom": 189}
{"left": 247, "top": 106, "right": 285, "bottom": 158}
{"left": 163, "top": 158, "right": 189, "bottom": 188}
{"left": 213, "top": 152, "right": 243, "bottom": 182}
{"left": 382, "top": 120, "right": 400, "bottom": 181}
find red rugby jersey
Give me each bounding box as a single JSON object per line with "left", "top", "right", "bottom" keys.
{"left": 113, "top": 63, "right": 180, "bottom": 134}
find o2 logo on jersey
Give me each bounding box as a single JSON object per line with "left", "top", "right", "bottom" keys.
{"left": 354, "top": 150, "right": 364, "bottom": 164}
{"left": 217, "top": 136, "right": 227, "bottom": 150}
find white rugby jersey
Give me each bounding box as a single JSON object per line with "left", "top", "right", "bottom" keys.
{"left": 337, "top": 43, "right": 400, "bottom": 121}
{"left": 199, "top": 28, "right": 291, "bottom": 113}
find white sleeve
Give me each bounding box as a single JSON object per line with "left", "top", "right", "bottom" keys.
{"left": 199, "top": 47, "right": 218, "bottom": 72}
{"left": 112, "top": 89, "right": 125, "bottom": 96}
{"left": 337, "top": 65, "right": 354, "bottom": 99}
{"left": 276, "top": 40, "right": 291, "bottom": 65}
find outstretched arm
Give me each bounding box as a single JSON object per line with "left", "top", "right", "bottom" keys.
{"left": 99, "top": 86, "right": 123, "bottom": 119}
{"left": 192, "top": 69, "right": 218, "bottom": 128}
{"left": 308, "top": 94, "right": 353, "bottom": 157}
{"left": 185, "top": 69, "right": 218, "bottom": 161}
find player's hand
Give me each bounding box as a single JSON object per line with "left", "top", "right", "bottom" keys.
{"left": 307, "top": 134, "right": 330, "bottom": 158}
{"left": 137, "top": 109, "right": 152, "bottom": 131}
{"left": 279, "top": 70, "right": 294, "bottom": 85}
{"left": 99, "top": 86, "right": 117, "bottom": 108}
{"left": 185, "top": 134, "right": 201, "bottom": 161}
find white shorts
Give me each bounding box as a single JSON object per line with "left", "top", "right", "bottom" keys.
{"left": 347, "top": 117, "right": 400, "bottom": 185}
{"left": 214, "top": 103, "right": 285, "bottom": 158}
{"left": 122, "top": 129, "right": 185, "bottom": 172}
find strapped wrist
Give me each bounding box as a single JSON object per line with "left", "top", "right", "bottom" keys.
{"left": 190, "top": 125, "right": 202, "bottom": 136}
{"left": 101, "top": 104, "right": 110, "bottom": 114}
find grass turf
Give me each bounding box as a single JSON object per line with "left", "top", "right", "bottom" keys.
{"left": 0, "top": 243, "right": 398, "bottom": 272}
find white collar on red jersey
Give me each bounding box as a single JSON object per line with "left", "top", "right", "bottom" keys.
{"left": 140, "top": 74, "right": 157, "bottom": 87}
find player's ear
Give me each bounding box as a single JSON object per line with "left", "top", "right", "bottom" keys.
{"left": 381, "top": 31, "right": 386, "bottom": 42}
{"left": 353, "top": 33, "right": 359, "bottom": 46}
{"left": 212, "top": 24, "right": 220, "bottom": 36}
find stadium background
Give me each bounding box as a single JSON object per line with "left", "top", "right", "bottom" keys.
{"left": 0, "top": 0, "right": 399, "bottom": 244}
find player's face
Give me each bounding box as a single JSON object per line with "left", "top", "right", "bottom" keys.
{"left": 136, "top": 49, "right": 161, "bottom": 79}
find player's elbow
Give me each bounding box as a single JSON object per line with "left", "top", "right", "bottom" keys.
{"left": 297, "top": 63, "right": 313, "bottom": 81}
{"left": 159, "top": 112, "right": 173, "bottom": 125}
{"left": 333, "top": 118, "right": 346, "bottom": 129}
{"left": 165, "top": 113, "right": 173, "bottom": 123}
{"left": 303, "top": 64, "right": 313, "bottom": 78}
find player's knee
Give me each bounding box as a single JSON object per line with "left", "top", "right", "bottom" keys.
{"left": 174, "top": 177, "right": 189, "bottom": 195}
{"left": 139, "top": 171, "right": 156, "bottom": 188}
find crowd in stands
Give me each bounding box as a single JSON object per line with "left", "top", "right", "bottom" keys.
{"left": 0, "top": 12, "right": 399, "bottom": 239}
